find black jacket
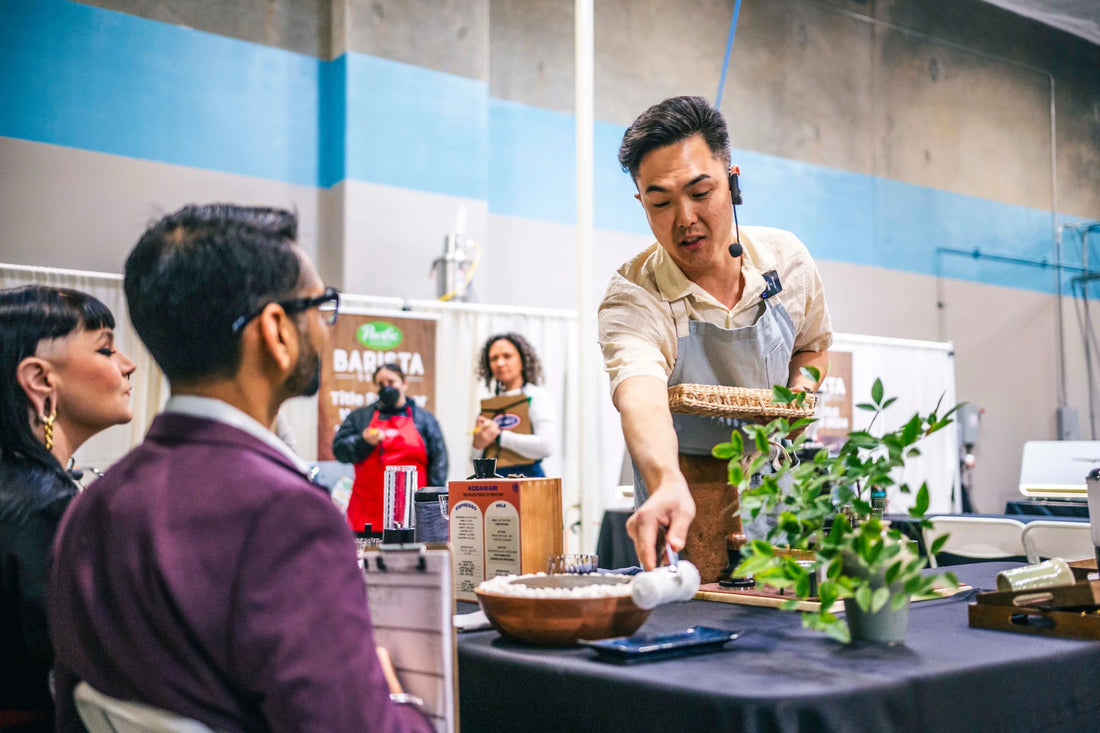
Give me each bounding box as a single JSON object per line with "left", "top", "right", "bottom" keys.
{"left": 331, "top": 402, "right": 448, "bottom": 487}
{"left": 0, "top": 454, "right": 76, "bottom": 717}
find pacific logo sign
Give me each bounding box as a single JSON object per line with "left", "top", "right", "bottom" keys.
{"left": 357, "top": 321, "right": 403, "bottom": 350}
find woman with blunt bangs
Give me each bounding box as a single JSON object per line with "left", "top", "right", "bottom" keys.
{"left": 0, "top": 285, "right": 135, "bottom": 731}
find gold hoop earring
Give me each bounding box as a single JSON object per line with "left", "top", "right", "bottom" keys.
{"left": 38, "top": 409, "right": 56, "bottom": 451}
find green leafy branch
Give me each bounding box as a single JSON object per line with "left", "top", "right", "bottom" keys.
{"left": 712, "top": 370, "right": 960, "bottom": 643}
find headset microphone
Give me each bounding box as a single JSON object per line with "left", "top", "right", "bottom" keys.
{"left": 729, "top": 165, "right": 743, "bottom": 258}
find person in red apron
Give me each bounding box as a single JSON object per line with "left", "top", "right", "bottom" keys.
{"left": 332, "top": 363, "right": 449, "bottom": 533}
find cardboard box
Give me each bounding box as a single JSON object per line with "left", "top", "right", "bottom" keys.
{"left": 448, "top": 477, "right": 563, "bottom": 601}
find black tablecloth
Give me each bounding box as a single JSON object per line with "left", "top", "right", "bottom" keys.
{"left": 458, "top": 562, "right": 1100, "bottom": 732}
{"left": 1005, "top": 499, "right": 1090, "bottom": 517}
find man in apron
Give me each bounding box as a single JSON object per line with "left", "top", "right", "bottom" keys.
{"left": 598, "top": 96, "right": 833, "bottom": 579}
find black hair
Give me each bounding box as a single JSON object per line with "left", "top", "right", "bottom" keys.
{"left": 618, "top": 95, "right": 731, "bottom": 181}
{"left": 0, "top": 285, "right": 115, "bottom": 518}
{"left": 476, "top": 332, "right": 543, "bottom": 392}
{"left": 372, "top": 363, "right": 406, "bottom": 382}
{"left": 124, "top": 204, "right": 302, "bottom": 383}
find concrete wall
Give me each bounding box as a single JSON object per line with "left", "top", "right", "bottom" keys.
{"left": 2, "top": 0, "right": 1099, "bottom": 512}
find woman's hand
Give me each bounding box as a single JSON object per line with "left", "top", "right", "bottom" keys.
{"left": 361, "top": 426, "right": 383, "bottom": 446}
{"left": 471, "top": 415, "right": 501, "bottom": 450}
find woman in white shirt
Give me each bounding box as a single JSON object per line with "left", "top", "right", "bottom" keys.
{"left": 471, "top": 333, "right": 556, "bottom": 477}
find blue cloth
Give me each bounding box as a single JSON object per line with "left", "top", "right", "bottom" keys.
{"left": 501, "top": 461, "right": 544, "bottom": 477}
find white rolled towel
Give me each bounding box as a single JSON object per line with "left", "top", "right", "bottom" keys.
{"left": 630, "top": 561, "right": 701, "bottom": 610}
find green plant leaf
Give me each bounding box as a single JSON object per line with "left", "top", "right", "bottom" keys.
{"left": 901, "top": 415, "right": 922, "bottom": 445}
{"left": 881, "top": 397, "right": 898, "bottom": 410}
{"left": 890, "top": 593, "right": 909, "bottom": 611}
{"left": 754, "top": 430, "right": 769, "bottom": 454}
{"left": 795, "top": 573, "right": 810, "bottom": 598}
{"left": 773, "top": 385, "right": 795, "bottom": 404}
{"left": 929, "top": 534, "right": 950, "bottom": 556}
{"left": 751, "top": 539, "right": 774, "bottom": 557}
{"left": 800, "top": 365, "right": 822, "bottom": 383}
{"left": 779, "top": 599, "right": 800, "bottom": 611}
{"left": 821, "top": 620, "right": 851, "bottom": 644}
{"left": 818, "top": 581, "right": 840, "bottom": 609}
{"left": 791, "top": 417, "right": 815, "bottom": 432}
{"left": 884, "top": 560, "right": 902, "bottom": 585}
{"left": 871, "top": 378, "right": 884, "bottom": 405}
{"left": 856, "top": 402, "right": 877, "bottom": 411}
{"left": 855, "top": 584, "right": 873, "bottom": 612}
{"left": 712, "top": 443, "right": 735, "bottom": 460}
{"left": 870, "top": 586, "right": 890, "bottom": 613}
{"left": 912, "top": 484, "right": 930, "bottom": 515}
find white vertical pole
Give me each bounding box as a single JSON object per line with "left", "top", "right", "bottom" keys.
{"left": 575, "top": 0, "right": 598, "bottom": 552}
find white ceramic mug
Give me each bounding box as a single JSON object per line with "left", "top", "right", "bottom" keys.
{"left": 996, "top": 557, "right": 1075, "bottom": 593}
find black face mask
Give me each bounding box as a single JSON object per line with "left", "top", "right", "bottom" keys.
{"left": 378, "top": 385, "right": 401, "bottom": 408}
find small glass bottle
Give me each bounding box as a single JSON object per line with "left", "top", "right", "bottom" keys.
{"left": 870, "top": 487, "right": 886, "bottom": 519}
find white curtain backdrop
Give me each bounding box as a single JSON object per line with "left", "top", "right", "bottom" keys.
{"left": 832, "top": 333, "right": 961, "bottom": 515}
{"left": 1, "top": 264, "right": 959, "bottom": 551}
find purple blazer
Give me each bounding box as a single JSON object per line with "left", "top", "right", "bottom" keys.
{"left": 49, "top": 413, "right": 430, "bottom": 733}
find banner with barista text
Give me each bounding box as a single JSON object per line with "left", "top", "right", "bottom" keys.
{"left": 317, "top": 310, "right": 438, "bottom": 461}
{"left": 811, "top": 350, "right": 853, "bottom": 454}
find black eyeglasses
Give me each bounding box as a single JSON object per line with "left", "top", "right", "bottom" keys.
{"left": 230, "top": 286, "right": 340, "bottom": 334}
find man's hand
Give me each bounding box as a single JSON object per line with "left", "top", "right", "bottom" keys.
{"left": 471, "top": 415, "right": 501, "bottom": 450}
{"left": 626, "top": 478, "right": 696, "bottom": 571}
{"left": 361, "top": 426, "right": 383, "bottom": 446}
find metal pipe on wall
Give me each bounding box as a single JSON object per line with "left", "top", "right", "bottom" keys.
{"left": 575, "top": 0, "right": 598, "bottom": 552}
{"left": 813, "top": 0, "right": 1062, "bottom": 408}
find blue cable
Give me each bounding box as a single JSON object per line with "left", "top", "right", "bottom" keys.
{"left": 715, "top": 0, "right": 743, "bottom": 109}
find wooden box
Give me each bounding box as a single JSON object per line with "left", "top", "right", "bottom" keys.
{"left": 448, "top": 477, "right": 563, "bottom": 601}
{"left": 968, "top": 580, "right": 1100, "bottom": 640}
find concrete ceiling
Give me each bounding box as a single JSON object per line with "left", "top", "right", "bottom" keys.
{"left": 978, "top": 0, "right": 1100, "bottom": 45}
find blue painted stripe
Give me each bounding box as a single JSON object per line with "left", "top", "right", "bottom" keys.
{"left": 1, "top": 0, "right": 1095, "bottom": 296}
{"left": 0, "top": 0, "right": 322, "bottom": 187}
{"left": 490, "top": 99, "right": 575, "bottom": 224}
{"left": 347, "top": 54, "right": 487, "bottom": 198}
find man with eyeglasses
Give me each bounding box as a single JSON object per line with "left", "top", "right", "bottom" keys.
{"left": 49, "top": 204, "right": 430, "bottom": 732}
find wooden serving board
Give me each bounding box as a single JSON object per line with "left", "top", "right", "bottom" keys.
{"left": 694, "top": 581, "right": 972, "bottom": 614}
{"left": 968, "top": 579, "right": 1100, "bottom": 639}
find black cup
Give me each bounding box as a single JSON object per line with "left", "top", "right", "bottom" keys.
{"left": 471, "top": 458, "right": 500, "bottom": 479}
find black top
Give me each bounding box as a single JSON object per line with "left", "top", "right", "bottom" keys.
{"left": 0, "top": 453, "right": 76, "bottom": 718}
{"left": 331, "top": 402, "right": 449, "bottom": 486}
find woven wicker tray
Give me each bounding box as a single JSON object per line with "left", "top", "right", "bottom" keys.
{"left": 668, "top": 383, "right": 816, "bottom": 420}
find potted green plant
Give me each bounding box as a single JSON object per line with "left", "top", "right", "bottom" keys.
{"left": 712, "top": 369, "right": 960, "bottom": 643}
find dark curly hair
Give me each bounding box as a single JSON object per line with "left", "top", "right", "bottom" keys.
{"left": 477, "top": 333, "right": 543, "bottom": 392}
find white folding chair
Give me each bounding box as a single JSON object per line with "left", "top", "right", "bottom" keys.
{"left": 1021, "top": 521, "right": 1095, "bottom": 564}
{"left": 923, "top": 516, "right": 1026, "bottom": 568}
{"left": 74, "top": 681, "right": 222, "bottom": 733}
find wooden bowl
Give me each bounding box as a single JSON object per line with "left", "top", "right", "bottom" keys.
{"left": 475, "top": 575, "right": 651, "bottom": 647}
